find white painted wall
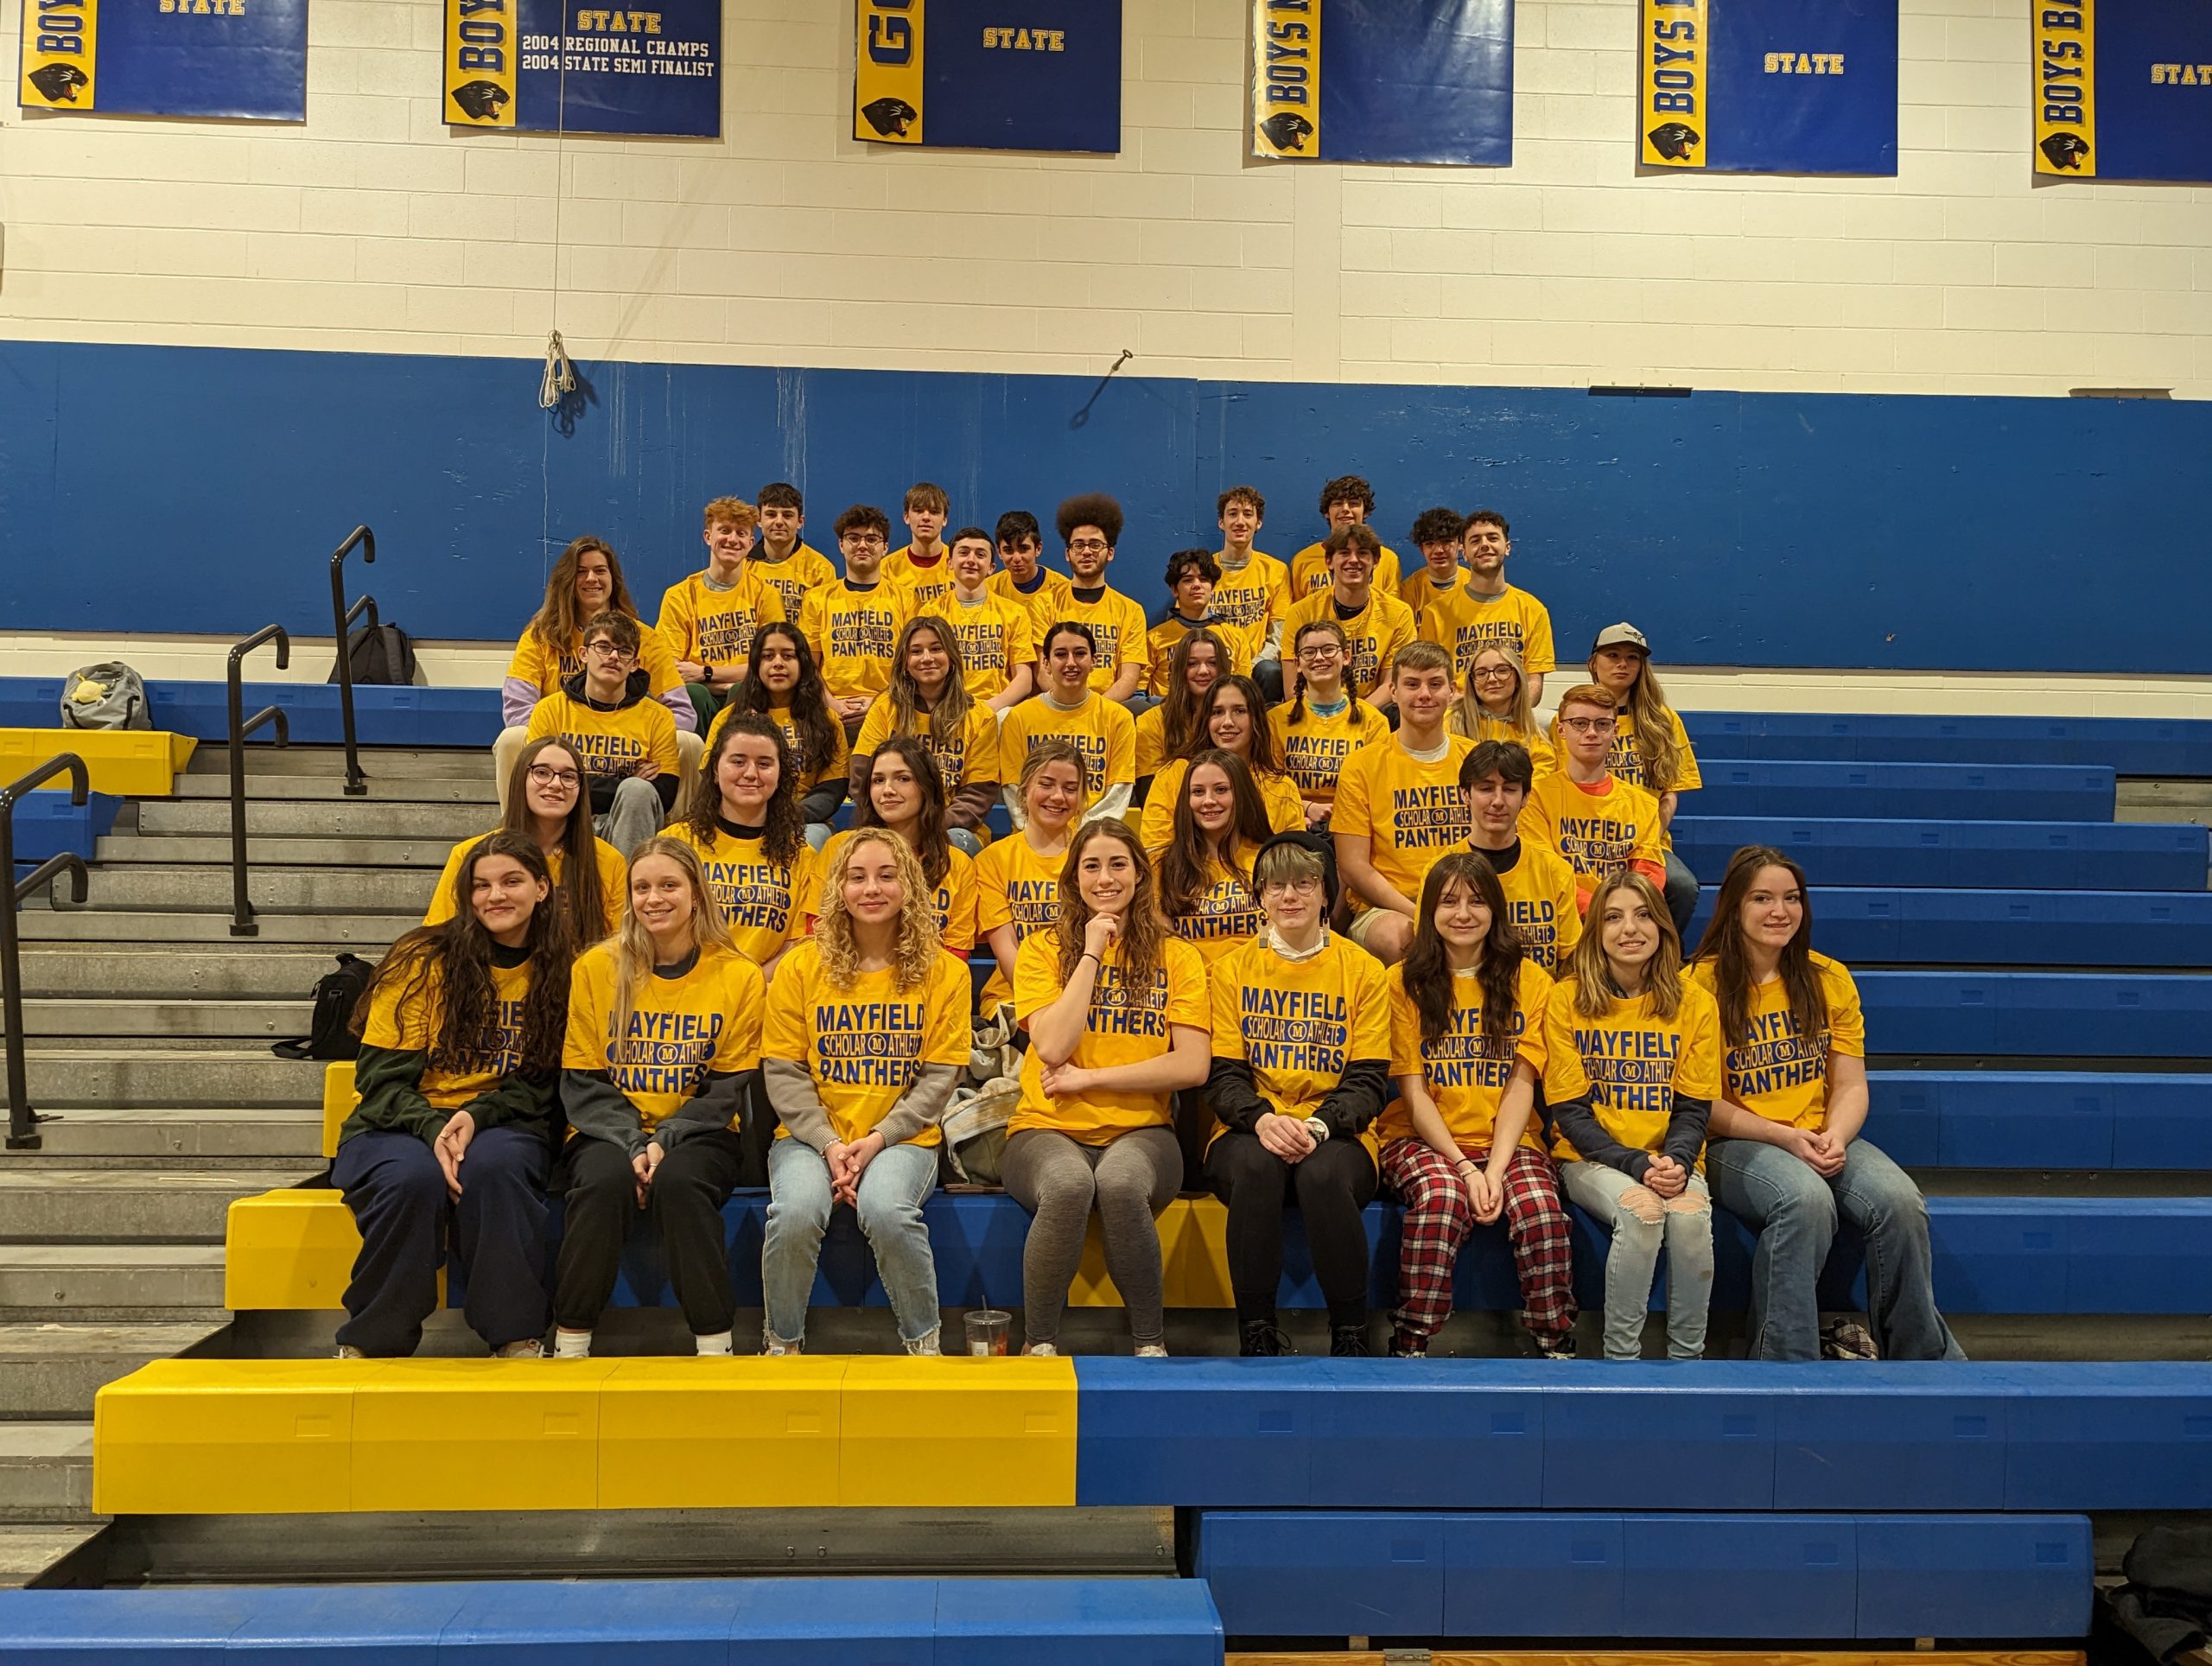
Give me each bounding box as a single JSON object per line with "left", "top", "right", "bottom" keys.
{"left": 2, "top": 0, "right": 2208, "bottom": 397}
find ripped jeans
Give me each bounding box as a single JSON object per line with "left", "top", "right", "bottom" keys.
{"left": 1560, "top": 1160, "right": 1713, "bottom": 1361}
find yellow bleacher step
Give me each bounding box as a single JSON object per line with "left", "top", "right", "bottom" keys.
{"left": 321, "top": 1062, "right": 353, "bottom": 1159}
{"left": 92, "top": 1356, "right": 1080, "bottom": 1515}
{"left": 0, "top": 728, "right": 196, "bottom": 796}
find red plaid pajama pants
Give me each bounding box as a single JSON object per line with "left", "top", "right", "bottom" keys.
{"left": 1379, "top": 1138, "right": 1577, "bottom": 1349}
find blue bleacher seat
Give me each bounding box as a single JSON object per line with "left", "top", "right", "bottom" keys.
{"left": 0, "top": 1579, "right": 1224, "bottom": 1664}
{"left": 1670, "top": 814, "right": 2209, "bottom": 893}
{"left": 1872, "top": 1069, "right": 2212, "bottom": 1169}
{"left": 1856, "top": 970, "right": 2212, "bottom": 1058}
{"left": 1195, "top": 1506, "right": 2092, "bottom": 1641}
{"left": 1687, "top": 709, "right": 2212, "bottom": 778}
{"left": 1688, "top": 760, "right": 2116, "bottom": 823}
{"left": 0, "top": 677, "right": 502, "bottom": 749}
{"left": 1684, "top": 887, "right": 2212, "bottom": 967}
{"left": 8, "top": 791, "right": 119, "bottom": 876}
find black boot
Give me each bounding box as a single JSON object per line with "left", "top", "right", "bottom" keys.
{"left": 1238, "top": 1319, "right": 1290, "bottom": 1357}
{"left": 1331, "top": 1324, "right": 1370, "bottom": 1358}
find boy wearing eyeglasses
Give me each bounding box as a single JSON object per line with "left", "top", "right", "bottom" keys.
{"left": 1519, "top": 684, "right": 1663, "bottom": 917}
{"left": 1054, "top": 493, "right": 1151, "bottom": 708}
{"left": 799, "top": 505, "right": 912, "bottom": 738}
{"left": 1420, "top": 511, "right": 1554, "bottom": 704}
{"left": 522, "top": 612, "right": 679, "bottom": 855}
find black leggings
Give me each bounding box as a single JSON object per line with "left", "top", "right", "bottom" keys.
{"left": 1205, "top": 1129, "right": 1376, "bottom": 1328}
{"left": 553, "top": 1129, "right": 746, "bottom": 1336}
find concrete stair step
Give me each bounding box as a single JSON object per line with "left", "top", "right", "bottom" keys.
{"left": 140, "top": 798, "right": 493, "bottom": 839}
{"left": 16, "top": 911, "right": 413, "bottom": 946}
{"left": 0, "top": 1245, "right": 226, "bottom": 1320}
{"left": 11, "top": 1109, "right": 322, "bottom": 1163}
{"left": 167, "top": 774, "right": 495, "bottom": 804}
{"left": 183, "top": 746, "right": 492, "bottom": 781}
{"left": 98, "top": 833, "right": 454, "bottom": 869}
{"left": 8, "top": 1048, "right": 321, "bottom": 1109}
{"left": 0, "top": 1168, "right": 320, "bottom": 1244}
{"left": 43, "top": 865, "right": 431, "bottom": 913}
{"left": 19, "top": 947, "right": 338, "bottom": 1001}
{"left": 21, "top": 998, "right": 309, "bottom": 1040}
{"left": 0, "top": 1423, "right": 92, "bottom": 1523}
{"left": 0, "top": 1321, "right": 224, "bottom": 1418}
{"left": 0, "top": 1523, "right": 102, "bottom": 1588}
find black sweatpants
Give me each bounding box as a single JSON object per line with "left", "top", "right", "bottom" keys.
{"left": 552, "top": 1129, "right": 746, "bottom": 1337}
{"left": 1205, "top": 1129, "right": 1377, "bottom": 1329}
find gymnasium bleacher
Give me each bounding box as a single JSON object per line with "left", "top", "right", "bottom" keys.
{"left": 3, "top": 663, "right": 2209, "bottom": 1662}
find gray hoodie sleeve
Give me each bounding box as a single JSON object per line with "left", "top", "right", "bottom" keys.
{"left": 870, "top": 1061, "right": 962, "bottom": 1150}
{"left": 766, "top": 1058, "right": 837, "bottom": 1154}
{"left": 561, "top": 1069, "right": 647, "bottom": 1157}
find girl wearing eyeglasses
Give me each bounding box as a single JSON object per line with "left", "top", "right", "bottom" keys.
{"left": 1448, "top": 642, "right": 1555, "bottom": 778}
{"left": 425, "top": 736, "right": 625, "bottom": 944}
{"left": 1268, "top": 620, "right": 1379, "bottom": 830}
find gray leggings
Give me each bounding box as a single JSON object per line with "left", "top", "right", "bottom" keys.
{"left": 1001, "top": 1125, "right": 1182, "bottom": 1348}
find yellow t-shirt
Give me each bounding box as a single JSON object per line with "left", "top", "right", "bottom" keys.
{"left": 654, "top": 569, "right": 787, "bottom": 673}
{"left": 1519, "top": 773, "right": 1663, "bottom": 887}
{"left": 1000, "top": 694, "right": 1136, "bottom": 804}
{"left": 974, "top": 833, "right": 1065, "bottom": 1007}
{"left": 1210, "top": 550, "right": 1290, "bottom": 645}
{"left": 423, "top": 830, "right": 626, "bottom": 942}
{"left": 1135, "top": 705, "right": 1171, "bottom": 779}
{"left": 1414, "top": 582, "right": 1556, "bottom": 681}
{"left": 562, "top": 939, "right": 765, "bottom": 1132}
{"left": 1291, "top": 541, "right": 1402, "bottom": 596}
{"left": 1331, "top": 734, "right": 1477, "bottom": 906}
{"left": 1268, "top": 697, "right": 1383, "bottom": 805}
{"left": 1379, "top": 958, "right": 1554, "bottom": 1151}
{"left": 1590, "top": 707, "right": 1704, "bottom": 796}
{"left": 762, "top": 939, "right": 969, "bottom": 1147}
{"left": 1279, "top": 588, "right": 1418, "bottom": 703}
{"left": 659, "top": 823, "right": 811, "bottom": 969}
{"left": 360, "top": 955, "right": 536, "bottom": 1112}
{"left": 940, "top": 591, "right": 1037, "bottom": 703}
{"left": 704, "top": 702, "right": 851, "bottom": 798}
{"left": 505, "top": 622, "right": 683, "bottom": 703}
{"left": 798, "top": 579, "right": 909, "bottom": 702}
{"left": 884, "top": 546, "right": 957, "bottom": 617}
{"left": 1011, "top": 934, "right": 1209, "bottom": 1142}
{"left": 1208, "top": 933, "right": 1391, "bottom": 1154}
{"left": 524, "top": 690, "right": 679, "bottom": 793}
{"left": 1138, "top": 758, "right": 1305, "bottom": 852}
{"left": 1160, "top": 842, "right": 1268, "bottom": 964}
{"left": 1061, "top": 586, "right": 1151, "bottom": 692}
{"left": 815, "top": 830, "right": 980, "bottom": 955}
{"left": 749, "top": 544, "right": 840, "bottom": 623}
{"left": 854, "top": 697, "right": 1001, "bottom": 797}
{"left": 1447, "top": 707, "right": 1558, "bottom": 779}
{"left": 1541, "top": 978, "right": 1723, "bottom": 1163}
{"left": 1484, "top": 839, "right": 1585, "bottom": 976}
{"left": 1686, "top": 954, "right": 1865, "bottom": 1133}
{"left": 1144, "top": 614, "right": 1257, "bottom": 697}
{"left": 989, "top": 568, "right": 1076, "bottom": 644}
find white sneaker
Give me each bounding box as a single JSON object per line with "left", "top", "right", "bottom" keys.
{"left": 903, "top": 1330, "right": 943, "bottom": 1357}
{"left": 1134, "top": 1345, "right": 1169, "bottom": 1358}
{"left": 334, "top": 1345, "right": 365, "bottom": 1361}
{"left": 551, "top": 1330, "right": 593, "bottom": 1359}
{"left": 493, "top": 1339, "right": 543, "bottom": 1359}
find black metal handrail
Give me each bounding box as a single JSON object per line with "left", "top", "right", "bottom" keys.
{"left": 330, "top": 525, "right": 377, "bottom": 798}
{"left": 2, "top": 753, "right": 90, "bottom": 1150}
{"left": 229, "top": 624, "right": 292, "bottom": 938}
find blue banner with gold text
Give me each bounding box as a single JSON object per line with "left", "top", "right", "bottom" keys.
{"left": 855, "top": 0, "right": 1122, "bottom": 152}
{"left": 2036, "top": 0, "right": 2212, "bottom": 181}
{"left": 444, "top": 0, "right": 719, "bottom": 137}
{"left": 1249, "top": 0, "right": 1511, "bottom": 165}
{"left": 20, "top": 0, "right": 305, "bottom": 119}
{"left": 1638, "top": 0, "right": 1896, "bottom": 174}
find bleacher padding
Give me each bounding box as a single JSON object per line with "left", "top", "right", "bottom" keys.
{"left": 1192, "top": 1508, "right": 2091, "bottom": 1640}
{"left": 1682, "top": 887, "right": 2212, "bottom": 967}
{"left": 0, "top": 728, "right": 197, "bottom": 797}
{"left": 0, "top": 1577, "right": 1225, "bottom": 1663}
{"left": 93, "top": 1357, "right": 1080, "bottom": 1515}
{"left": 226, "top": 1188, "right": 2212, "bottom": 1320}
{"left": 1670, "top": 815, "right": 2209, "bottom": 893}
{"left": 1686, "top": 709, "right": 2212, "bottom": 777}
{"left": 1687, "top": 760, "right": 2117, "bottom": 823}
{"left": 0, "top": 677, "right": 503, "bottom": 748}
{"left": 1855, "top": 970, "right": 2212, "bottom": 1058}
{"left": 1071, "top": 1359, "right": 2212, "bottom": 1513}
{"left": 7, "top": 790, "right": 121, "bottom": 874}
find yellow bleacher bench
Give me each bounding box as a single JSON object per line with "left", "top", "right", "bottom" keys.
{"left": 0, "top": 728, "right": 196, "bottom": 796}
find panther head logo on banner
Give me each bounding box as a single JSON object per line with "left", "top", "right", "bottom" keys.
{"left": 1258, "top": 111, "right": 1314, "bottom": 153}
{"left": 2039, "top": 131, "right": 2088, "bottom": 169}
{"left": 28, "top": 62, "right": 90, "bottom": 103}
{"left": 861, "top": 96, "right": 918, "bottom": 137}
{"left": 1646, "top": 120, "right": 1700, "bottom": 161}
{"left": 450, "top": 79, "right": 511, "bottom": 121}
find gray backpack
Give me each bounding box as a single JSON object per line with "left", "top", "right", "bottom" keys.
{"left": 60, "top": 663, "right": 151, "bottom": 730}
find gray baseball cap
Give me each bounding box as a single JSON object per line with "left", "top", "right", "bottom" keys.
{"left": 1592, "top": 621, "right": 1649, "bottom": 653}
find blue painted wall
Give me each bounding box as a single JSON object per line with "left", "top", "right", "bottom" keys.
{"left": 3, "top": 338, "right": 2203, "bottom": 672}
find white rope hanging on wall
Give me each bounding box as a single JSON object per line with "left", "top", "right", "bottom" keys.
{"left": 539, "top": 329, "right": 576, "bottom": 410}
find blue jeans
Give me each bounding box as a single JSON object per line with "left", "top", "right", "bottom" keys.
{"left": 1560, "top": 1160, "right": 1713, "bottom": 1361}
{"left": 1707, "top": 1135, "right": 1963, "bottom": 1362}
{"left": 762, "top": 1136, "right": 941, "bottom": 1348}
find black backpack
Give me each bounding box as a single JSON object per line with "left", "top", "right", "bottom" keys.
{"left": 329, "top": 624, "right": 420, "bottom": 687}
{"left": 272, "top": 954, "right": 377, "bottom": 1060}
